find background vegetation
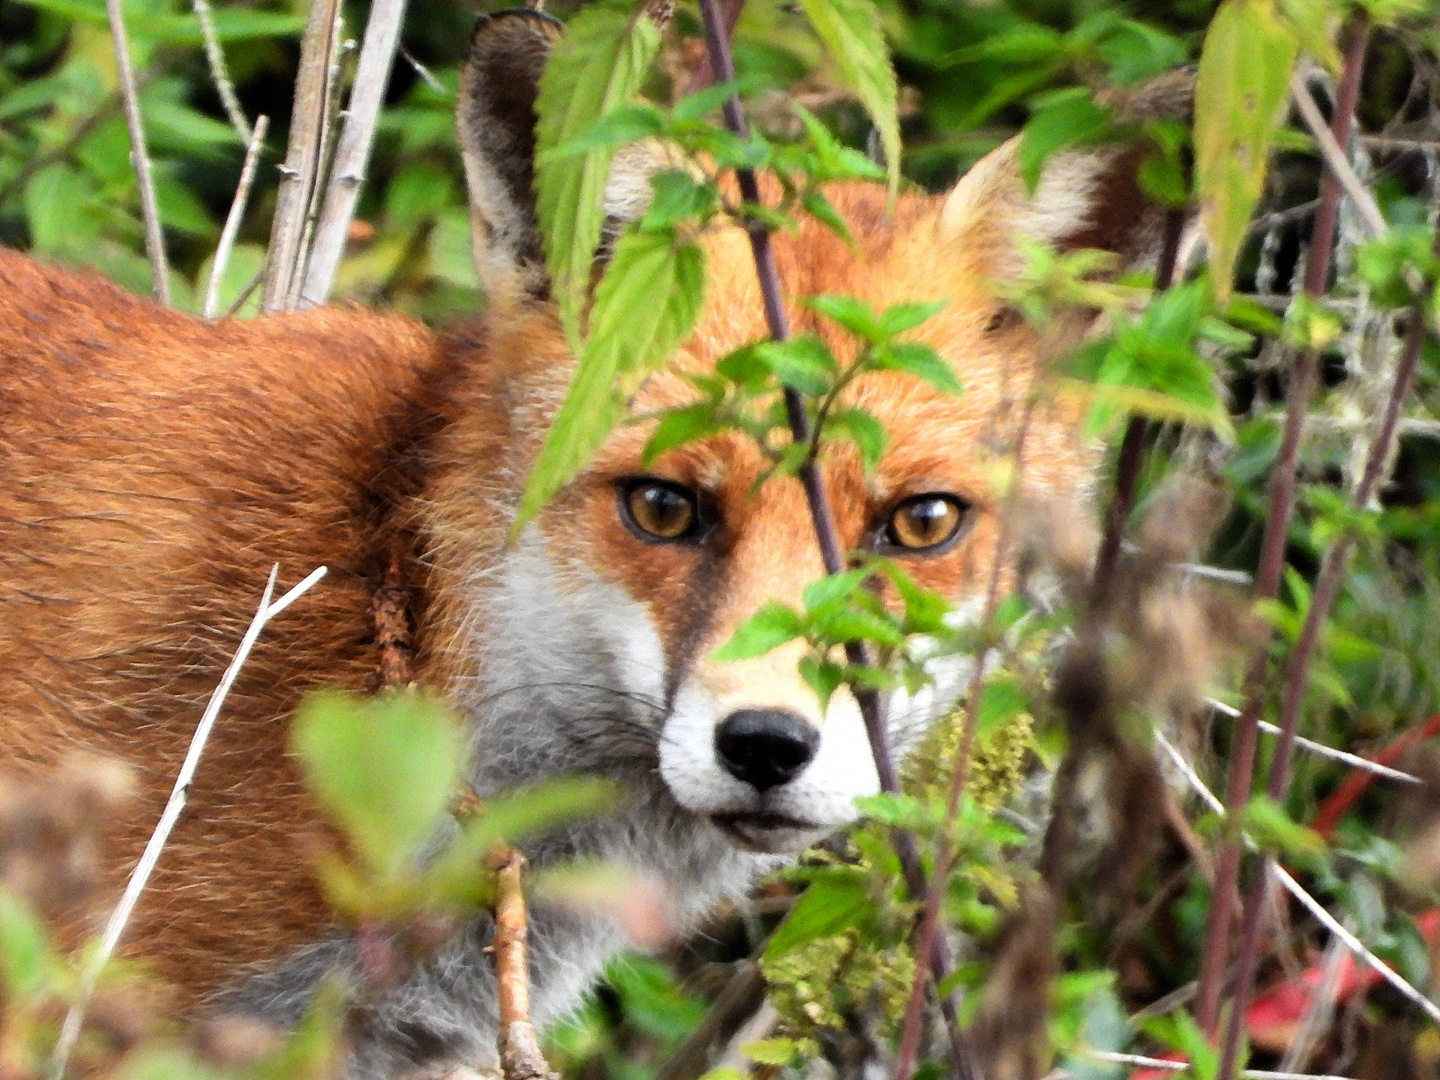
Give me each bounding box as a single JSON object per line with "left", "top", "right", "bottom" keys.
{"left": 2, "top": 0, "right": 1440, "bottom": 1079}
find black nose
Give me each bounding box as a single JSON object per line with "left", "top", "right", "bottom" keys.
{"left": 714, "top": 709, "right": 819, "bottom": 792}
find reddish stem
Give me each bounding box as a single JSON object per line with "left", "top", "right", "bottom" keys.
{"left": 1193, "top": 14, "right": 1371, "bottom": 1036}
{"left": 1314, "top": 711, "right": 1440, "bottom": 837}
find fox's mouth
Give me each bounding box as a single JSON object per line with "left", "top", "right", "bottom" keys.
{"left": 708, "top": 810, "right": 825, "bottom": 852}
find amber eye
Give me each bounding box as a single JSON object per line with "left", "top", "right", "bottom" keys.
{"left": 620, "top": 480, "right": 701, "bottom": 542}
{"left": 884, "top": 494, "right": 969, "bottom": 552}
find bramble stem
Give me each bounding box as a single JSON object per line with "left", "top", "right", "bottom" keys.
{"left": 493, "top": 849, "right": 558, "bottom": 1080}
{"left": 694, "top": 2, "right": 977, "bottom": 1076}
{"left": 1193, "top": 13, "right": 1370, "bottom": 1037}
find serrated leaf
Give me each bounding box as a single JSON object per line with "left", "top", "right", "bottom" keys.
{"left": 798, "top": 656, "right": 846, "bottom": 709}
{"left": 876, "top": 341, "right": 963, "bottom": 395}
{"left": 292, "top": 689, "right": 462, "bottom": 882}
{"left": 763, "top": 874, "right": 871, "bottom": 959}
{"left": 828, "top": 407, "right": 886, "bottom": 473}
{"left": 712, "top": 601, "right": 804, "bottom": 662}
{"left": 879, "top": 300, "right": 946, "bottom": 336}
{"left": 1275, "top": 0, "right": 1343, "bottom": 73}
{"left": 801, "top": 566, "right": 872, "bottom": 612}
{"left": 974, "top": 675, "right": 1028, "bottom": 736}
{"left": 792, "top": 0, "right": 901, "bottom": 194}
{"left": 1194, "top": 0, "right": 1299, "bottom": 302}
{"left": 801, "top": 189, "right": 855, "bottom": 246}
{"left": 513, "top": 229, "right": 705, "bottom": 535}
{"left": 1019, "top": 88, "right": 1112, "bottom": 191}
{"left": 755, "top": 335, "right": 838, "bottom": 396}
{"left": 535, "top": 5, "right": 663, "bottom": 351}
{"left": 805, "top": 293, "right": 882, "bottom": 339}
{"left": 643, "top": 403, "right": 721, "bottom": 465}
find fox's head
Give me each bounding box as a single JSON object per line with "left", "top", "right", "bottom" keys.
{"left": 434, "top": 10, "right": 1188, "bottom": 860}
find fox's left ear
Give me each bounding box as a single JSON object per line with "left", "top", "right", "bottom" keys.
{"left": 940, "top": 70, "right": 1194, "bottom": 277}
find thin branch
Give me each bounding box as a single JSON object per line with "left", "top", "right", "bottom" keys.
{"left": 298, "top": 0, "right": 410, "bottom": 307}
{"left": 205, "top": 114, "right": 270, "bottom": 319}
{"left": 694, "top": 3, "right": 976, "bottom": 1077}
{"left": 1207, "top": 699, "right": 1424, "bottom": 784}
{"left": 104, "top": 0, "right": 170, "bottom": 306}
{"left": 290, "top": 21, "right": 353, "bottom": 309}
{"left": 1291, "top": 71, "right": 1387, "bottom": 240}
{"left": 1083, "top": 1049, "right": 1356, "bottom": 1080}
{"left": 49, "top": 565, "right": 328, "bottom": 1080}
{"left": 656, "top": 961, "right": 767, "bottom": 1080}
{"left": 193, "top": 0, "right": 253, "bottom": 143}
{"left": 1216, "top": 239, "right": 1434, "bottom": 1080}
{"left": 492, "top": 849, "right": 558, "bottom": 1080}
{"left": 1193, "top": 14, "right": 1371, "bottom": 1035}
{"left": 262, "top": 0, "right": 343, "bottom": 312}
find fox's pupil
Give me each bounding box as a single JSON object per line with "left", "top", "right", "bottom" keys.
{"left": 629, "top": 484, "right": 696, "bottom": 539}
{"left": 889, "top": 496, "right": 962, "bottom": 550}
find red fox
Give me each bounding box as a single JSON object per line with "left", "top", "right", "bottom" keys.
{"left": 0, "top": 9, "right": 1182, "bottom": 1076}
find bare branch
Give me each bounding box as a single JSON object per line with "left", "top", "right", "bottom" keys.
{"left": 105, "top": 0, "right": 170, "bottom": 306}
{"left": 193, "top": 0, "right": 252, "bottom": 143}
{"left": 298, "top": 0, "right": 410, "bottom": 308}
{"left": 263, "top": 0, "right": 343, "bottom": 312}
{"left": 1291, "top": 70, "right": 1387, "bottom": 239}
{"left": 49, "top": 565, "right": 328, "bottom": 1080}
{"left": 205, "top": 114, "right": 270, "bottom": 318}
{"left": 492, "top": 849, "right": 558, "bottom": 1080}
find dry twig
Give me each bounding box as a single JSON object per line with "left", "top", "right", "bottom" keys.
{"left": 262, "top": 0, "right": 344, "bottom": 312}
{"left": 193, "top": 0, "right": 253, "bottom": 143}
{"left": 492, "top": 849, "right": 558, "bottom": 1080}
{"left": 299, "top": 0, "right": 411, "bottom": 307}
{"left": 104, "top": 0, "right": 170, "bottom": 306}
{"left": 49, "top": 565, "right": 328, "bottom": 1080}
{"left": 204, "top": 115, "right": 270, "bottom": 319}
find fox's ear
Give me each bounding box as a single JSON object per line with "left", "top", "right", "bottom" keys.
{"left": 457, "top": 9, "right": 563, "bottom": 305}
{"left": 457, "top": 8, "right": 674, "bottom": 307}
{"left": 940, "top": 70, "right": 1194, "bottom": 279}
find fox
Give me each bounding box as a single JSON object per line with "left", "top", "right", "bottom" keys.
{"left": 0, "top": 9, "right": 1186, "bottom": 1077}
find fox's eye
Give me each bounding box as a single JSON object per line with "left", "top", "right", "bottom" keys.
{"left": 883, "top": 494, "right": 969, "bottom": 552}
{"left": 620, "top": 479, "right": 701, "bottom": 542}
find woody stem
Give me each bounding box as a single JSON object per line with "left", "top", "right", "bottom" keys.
{"left": 694, "top": 2, "right": 978, "bottom": 1077}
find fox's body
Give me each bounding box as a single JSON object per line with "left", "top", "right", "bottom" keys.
{"left": 0, "top": 10, "right": 1183, "bottom": 1076}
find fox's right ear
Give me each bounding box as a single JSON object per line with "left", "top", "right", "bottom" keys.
{"left": 457, "top": 8, "right": 563, "bottom": 306}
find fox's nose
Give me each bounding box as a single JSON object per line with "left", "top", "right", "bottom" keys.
{"left": 715, "top": 709, "right": 819, "bottom": 792}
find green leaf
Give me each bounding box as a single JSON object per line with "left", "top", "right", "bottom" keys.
{"left": 755, "top": 335, "right": 838, "bottom": 396}
{"left": 974, "top": 675, "right": 1028, "bottom": 736}
{"left": 879, "top": 300, "right": 946, "bottom": 336}
{"left": 541, "top": 104, "right": 667, "bottom": 160}
{"left": 440, "top": 777, "right": 617, "bottom": 876}
{"left": 1194, "top": 0, "right": 1299, "bottom": 302}
{"left": 535, "top": 5, "right": 663, "bottom": 350}
{"left": 805, "top": 293, "right": 881, "bottom": 340}
{"left": 1019, "top": 87, "right": 1113, "bottom": 192}
{"left": 763, "top": 873, "right": 871, "bottom": 959}
{"left": 0, "top": 892, "right": 52, "bottom": 1003}
{"left": 1242, "top": 794, "right": 1327, "bottom": 861}
{"left": 1275, "top": 0, "right": 1343, "bottom": 73}
{"left": 291, "top": 689, "right": 462, "bottom": 881}
{"left": 801, "top": 189, "right": 855, "bottom": 246}
{"left": 792, "top": 0, "right": 901, "bottom": 193}
{"left": 712, "top": 601, "right": 804, "bottom": 661}
{"left": 801, "top": 566, "right": 873, "bottom": 612}
{"left": 742, "top": 1039, "right": 800, "bottom": 1066}
{"left": 513, "top": 228, "right": 705, "bottom": 535}
{"left": 875, "top": 341, "right": 963, "bottom": 395}
{"left": 643, "top": 404, "right": 721, "bottom": 465}
{"left": 827, "top": 406, "right": 886, "bottom": 473}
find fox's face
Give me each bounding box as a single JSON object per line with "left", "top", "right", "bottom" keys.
{"left": 446, "top": 10, "right": 1182, "bottom": 860}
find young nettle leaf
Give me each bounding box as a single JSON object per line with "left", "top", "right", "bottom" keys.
{"left": 792, "top": 0, "right": 901, "bottom": 193}
{"left": 672, "top": 75, "right": 765, "bottom": 124}
{"left": 826, "top": 406, "right": 887, "bottom": 474}
{"left": 741, "top": 1039, "right": 802, "bottom": 1067}
{"left": 513, "top": 228, "right": 706, "bottom": 535}
{"left": 798, "top": 656, "right": 847, "bottom": 709}
{"left": 1274, "top": 0, "right": 1343, "bottom": 74}
{"left": 1355, "top": 224, "right": 1440, "bottom": 309}
{"left": 1242, "top": 794, "right": 1327, "bottom": 862}
{"left": 973, "top": 675, "right": 1029, "bottom": 738}
{"left": 873, "top": 341, "right": 964, "bottom": 396}
{"left": 292, "top": 689, "right": 462, "bottom": 883}
{"left": 0, "top": 891, "right": 53, "bottom": 1004}
{"left": 800, "top": 565, "right": 874, "bottom": 612}
{"left": 791, "top": 105, "right": 886, "bottom": 185}
{"left": 855, "top": 791, "right": 935, "bottom": 832}
{"left": 1092, "top": 18, "right": 1189, "bottom": 85}
{"left": 755, "top": 335, "right": 840, "bottom": 397}
{"left": 1138, "top": 118, "right": 1191, "bottom": 209}
{"left": 712, "top": 601, "right": 805, "bottom": 662}
{"left": 876, "top": 560, "right": 952, "bottom": 634}
{"left": 535, "top": 5, "right": 663, "bottom": 350}
{"left": 642, "top": 403, "right": 722, "bottom": 466}
{"left": 801, "top": 190, "right": 857, "bottom": 247}
{"left": 763, "top": 871, "right": 873, "bottom": 959}
{"left": 805, "top": 293, "right": 882, "bottom": 341}
{"left": 716, "top": 343, "right": 774, "bottom": 393}
{"left": 1019, "top": 87, "right": 1114, "bottom": 192}
{"left": 641, "top": 170, "right": 720, "bottom": 231}
{"left": 809, "top": 606, "right": 905, "bottom": 649}
{"left": 1282, "top": 292, "right": 1345, "bottom": 351}
{"left": 542, "top": 104, "right": 668, "bottom": 160}
{"left": 1194, "top": 0, "right": 1299, "bottom": 302}
{"left": 878, "top": 300, "right": 947, "bottom": 337}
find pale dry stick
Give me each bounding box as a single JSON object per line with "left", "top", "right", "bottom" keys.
{"left": 204, "top": 114, "right": 270, "bottom": 319}
{"left": 289, "top": 19, "right": 353, "bottom": 309}
{"left": 49, "top": 564, "right": 329, "bottom": 1080}
{"left": 1279, "top": 936, "right": 1348, "bottom": 1074}
{"left": 299, "top": 0, "right": 411, "bottom": 308}
{"left": 104, "top": 0, "right": 170, "bottom": 306}
{"left": 1292, "top": 71, "right": 1387, "bottom": 240}
{"left": 263, "top": 0, "right": 343, "bottom": 312}
{"left": 1157, "top": 730, "right": 1440, "bottom": 1027}
{"left": 192, "top": 0, "right": 252, "bottom": 142}
{"left": 1207, "top": 698, "right": 1423, "bottom": 784}
{"left": 1084, "top": 1050, "right": 1355, "bottom": 1080}
{"left": 492, "top": 849, "right": 558, "bottom": 1080}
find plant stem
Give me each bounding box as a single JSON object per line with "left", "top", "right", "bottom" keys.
{"left": 205, "top": 114, "right": 270, "bottom": 318}
{"left": 298, "top": 0, "right": 409, "bottom": 308}
{"left": 193, "top": 0, "right": 252, "bottom": 143}
{"left": 1090, "top": 208, "right": 1186, "bottom": 602}
{"left": 694, "top": 2, "right": 976, "bottom": 1076}
{"left": 1192, "top": 13, "right": 1370, "bottom": 1036}
{"left": 262, "top": 0, "right": 343, "bottom": 312}
{"left": 1214, "top": 248, "right": 1431, "bottom": 1080}
{"left": 105, "top": 0, "right": 170, "bottom": 306}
